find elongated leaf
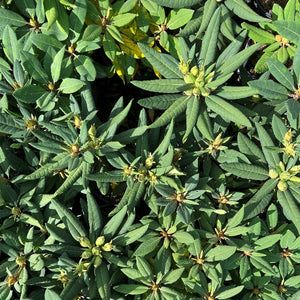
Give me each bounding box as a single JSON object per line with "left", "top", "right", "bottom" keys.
{"left": 151, "top": 0, "right": 202, "bottom": 8}
{"left": 244, "top": 178, "right": 277, "bottom": 220}
{"left": 51, "top": 46, "right": 65, "bottom": 83}
{"left": 114, "top": 284, "right": 149, "bottom": 295}
{"left": 241, "top": 22, "right": 274, "bottom": 43}
{"left": 255, "top": 123, "right": 280, "bottom": 168}
{"left": 205, "top": 95, "right": 251, "bottom": 127}
{"left": 113, "top": 224, "right": 149, "bottom": 246}
{"left": 59, "top": 78, "right": 85, "bottom": 94}
{"left": 87, "top": 193, "right": 102, "bottom": 243}
{"left": 221, "top": 162, "right": 268, "bottom": 180}
{"left": 131, "top": 79, "right": 186, "bottom": 93}
{"left": 13, "top": 86, "right": 46, "bottom": 103}
{"left": 278, "top": 190, "right": 300, "bottom": 234}
{"left": 249, "top": 80, "right": 288, "bottom": 101}
{"left": 86, "top": 170, "right": 124, "bottom": 183}
{"left": 237, "top": 132, "right": 266, "bottom": 163}
{"left": 54, "top": 162, "right": 84, "bottom": 197}
{"left": 167, "top": 8, "right": 194, "bottom": 30}
{"left": 138, "top": 94, "right": 182, "bottom": 110}
{"left": 133, "top": 236, "right": 161, "bottom": 256}
{"left": 205, "top": 246, "right": 237, "bottom": 261}
{"left": 196, "top": 103, "right": 214, "bottom": 141}
{"left": 215, "top": 86, "right": 256, "bottom": 99}
{"left": 225, "top": 0, "right": 269, "bottom": 22}
{"left": 0, "top": 113, "right": 24, "bottom": 134}
{"left": 273, "top": 20, "right": 300, "bottom": 44}
{"left": 227, "top": 206, "right": 244, "bottom": 229}
{"left": 266, "top": 58, "right": 295, "bottom": 91}
{"left": 95, "top": 263, "right": 111, "bottom": 300}
{"left": 0, "top": 8, "right": 26, "bottom": 27}
{"left": 52, "top": 198, "right": 87, "bottom": 240}
{"left": 199, "top": 7, "right": 221, "bottom": 66}
{"left": 69, "top": 0, "right": 87, "bottom": 42}
{"left": 138, "top": 43, "right": 182, "bottom": 78}
{"left": 272, "top": 115, "right": 287, "bottom": 142}
{"left": 183, "top": 95, "right": 199, "bottom": 143}
{"left": 31, "top": 34, "right": 63, "bottom": 51}
{"left": 3, "top": 25, "right": 20, "bottom": 64}
{"left": 254, "top": 234, "right": 281, "bottom": 251}
{"left": 250, "top": 255, "right": 275, "bottom": 274}
{"left": 217, "top": 286, "right": 244, "bottom": 299}
{"left": 216, "top": 43, "right": 260, "bottom": 77}
{"left": 149, "top": 95, "right": 190, "bottom": 128}
{"left": 163, "top": 268, "right": 185, "bottom": 284}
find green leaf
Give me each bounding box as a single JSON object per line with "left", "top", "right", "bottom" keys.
{"left": 196, "top": 103, "right": 214, "bottom": 141}
{"left": 45, "top": 289, "right": 61, "bottom": 300}
{"left": 69, "top": 0, "right": 87, "bottom": 42}
{"left": 244, "top": 179, "right": 278, "bottom": 220}
{"left": 255, "top": 123, "right": 280, "bottom": 168}
{"left": 133, "top": 237, "right": 161, "bottom": 256}
{"left": 225, "top": 0, "right": 269, "bottom": 22}
{"left": 249, "top": 80, "right": 288, "bottom": 101}
{"left": 266, "top": 58, "right": 295, "bottom": 91}
{"left": 183, "top": 95, "right": 199, "bottom": 143}
{"left": 237, "top": 132, "right": 266, "bottom": 163}
{"left": 52, "top": 198, "right": 87, "bottom": 240}
{"left": 131, "top": 79, "right": 187, "bottom": 93}
{"left": 138, "top": 43, "right": 182, "bottom": 79}
{"left": 167, "top": 8, "right": 194, "bottom": 30}
{"left": 216, "top": 43, "right": 261, "bottom": 77}
{"left": 273, "top": 20, "right": 300, "bottom": 44}
{"left": 151, "top": 0, "right": 202, "bottom": 8}
{"left": 106, "top": 24, "right": 123, "bottom": 44}
{"left": 102, "top": 205, "right": 127, "bottom": 239}
{"left": 217, "top": 286, "right": 244, "bottom": 299}
{"left": 241, "top": 22, "right": 275, "bottom": 43}
{"left": 205, "top": 245, "right": 237, "bottom": 261}
{"left": 74, "top": 55, "right": 96, "bottom": 81}
{"left": 95, "top": 263, "right": 111, "bottom": 300}
{"left": 21, "top": 51, "right": 49, "bottom": 84}
{"left": 102, "top": 31, "right": 117, "bottom": 61}
{"left": 87, "top": 192, "right": 102, "bottom": 243}
{"left": 149, "top": 96, "right": 190, "bottom": 128}
{"left": 44, "top": 0, "right": 58, "bottom": 30}
{"left": 215, "top": 86, "right": 256, "bottom": 100}
{"left": 277, "top": 190, "right": 300, "bottom": 235}
{"left": 138, "top": 94, "right": 182, "bottom": 110}
{"left": 163, "top": 268, "right": 185, "bottom": 284}
{"left": 31, "top": 34, "right": 63, "bottom": 51}
{"left": 56, "top": 1, "right": 69, "bottom": 36}
{"left": 54, "top": 162, "right": 84, "bottom": 197}
{"left": 254, "top": 234, "right": 281, "bottom": 251}
{"left": 59, "top": 78, "right": 85, "bottom": 94}
{"left": 0, "top": 113, "right": 24, "bottom": 134}
{"left": 205, "top": 95, "right": 251, "bottom": 127}
{"left": 2, "top": 25, "right": 20, "bottom": 64}
{"left": 220, "top": 162, "right": 268, "bottom": 180}
{"left": 0, "top": 8, "right": 26, "bottom": 27}
{"left": 199, "top": 7, "right": 221, "bottom": 67}
{"left": 136, "top": 257, "right": 153, "bottom": 279}
{"left": 114, "top": 284, "right": 149, "bottom": 295}
{"left": 51, "top": 46, "right": 65, "bottom": 83}
{"left": 153, "top": 120, "right": 174, "bottom": 159}
{"left": 13, "top": 86, "right": 46, "bottom": 103}
{"left": 271, "top": 115, "right": 287, "bottom": 142}
{"left": 196, "top": 0, "right": 217, "bottom": 36}
{"left": 250, "top": 255, "right": 275, "bottom": 274}
{"left": 113, "top": 224, "right": 149, "bottom": 246}
{"left": 227, "top": 206, "right": 244, "bottom": 229}
{"left": 111, "top": 13, "right": 136, "bottom": 27}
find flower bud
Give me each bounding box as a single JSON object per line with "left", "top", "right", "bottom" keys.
{"left": 190, "top": 66, "right": 199, "bottom": 77}
{"left": 102, "top": 242, "right": 114, "bottom": 252}
{"left": 269, "top": 169, "right": 278, "bottom": 179}
{"left": 179, "top": 59, "right": 189, "bottom": 75}
{"left": 92, "top": 247, "right": 102, "bottom": 256}
{"left": 279, "top": 171, "right": 291, "bottom": 181}
{"left": 73, "top": 115, "right": 81, "bottom": 129}
{"left": 145, "top": 155, "right": 155, "bottom": 168}
{"left": 81, "top": 249, "right": 92, "bottom": 259}
{"left": 94, "top": 256, "right": 102, "bottom": 268}
{"left": 79, "top": 236, "right": 92, "bottom": 248}
{"left": 277, "top": 181, "right": 287, "bottom": 191}
{"left": 15, "top": 256, "right": 26, "bottom": 266}
{"left": 88, "top": 124, "right": 97, "bottom": 139}
{"left": 95, "top": 236, "right": 105, "bottom": 247}
{"left": 11, "top": 206, "right": 21, "bottom": 216}
{"left": 284, "top": 129, "right": 292, "bottom": 143}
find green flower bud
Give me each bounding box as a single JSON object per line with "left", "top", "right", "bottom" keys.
{"left": 81, "top": 249, "right": 93, "bottom": 259}
{"left": 179, "top": 59, "right": 189, "bottom": 75}
{"left": 190, "top": 66, "right": 199, "bottom": 77}
{"left": 11, "top": 206, "right": 21, "bottom": 216}
{"left": 92, "top": 247, "right": 102, "bottom": 256}
{"left": 277, "top": 181, "right": 287, "bottom": 191}
{"left": 15, "top": 256, "right": 26, "bottom": 266}
{"left": 94, "top": 256, "right": 102, "bottom": 268}
{"left": 145, "top": 155, "right": 155, "bottom": 168}
{"left": 88, "top": 124, "right": 97, "bottom": 139}
{"left": 279, "top": 171, "right": 291, "bottom": 181}
{"left": 102, "top": 242, "right": 114, "bottom": 252}
{"left": 79, "top": 236, "right": 92, "bottom": 248}
{"left": 269, "top": 169, "right": 279, "bottom": 179}
{"left": 95, "top": 236, "right": 105, "bottom": 247}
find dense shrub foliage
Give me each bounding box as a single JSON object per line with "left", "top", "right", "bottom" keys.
{"left": 0, "top": 0, "right": 299, "bottom": 299}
